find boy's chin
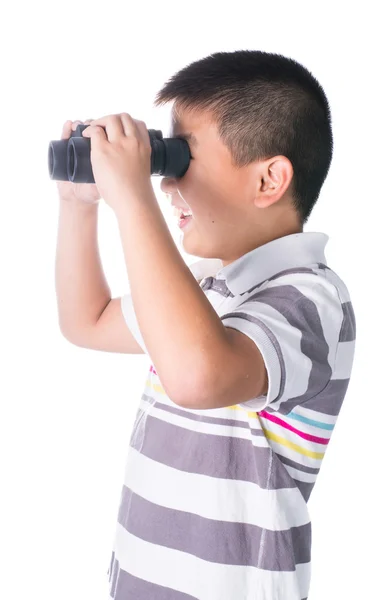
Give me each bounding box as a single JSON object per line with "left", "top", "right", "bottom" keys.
{"left": 180, "top": 227, "right": 202, "bottom": 256}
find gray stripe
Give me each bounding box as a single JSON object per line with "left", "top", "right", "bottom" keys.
{"left": 110, "top": 551, "right": 118, "bottom": 596}
{"left": 222, "top": 284, "right": 333, "bottom": 415}
{"left": 201, "top": 267, "right": 320, "bottom": 297}
{"left": 117, "top": 486, "right": 311, "bottom": 571}
{"left": 134, "top": 397, "right": 298, "bottom": 490}
{"left": 140, "top": 395, "right": 261, "bottom": 431}
{"left": 275, "top": 451, "right": 320, "bottom": 475}
{"left": 291, "top": 479, "right": 316, "bottom": 502}
{"left": 339, "top": 301, "right": 356, "bottom": 342}
{"left": 108, "top": 550, "right": 309, "bottom": 599}
{"left": 241, "top": 267, "right": 320, "bottom": 297}
{"left": 108, "top": 551, "right": 197, "bottom": 599}
{"left": 107, "top": 550, "right": 114, "bottom": 580}
{"left": 222, "top": 309, "right": 287, "bottom": 402}
{"left": 296, "top": 377, "right": 351, "bottom": 417}
{"left": 267, "top": 267, "right": 319, "bottom": 283}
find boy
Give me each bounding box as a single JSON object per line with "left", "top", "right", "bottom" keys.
{"left": 56, "top": 50, "right": 356, "bottom": 600}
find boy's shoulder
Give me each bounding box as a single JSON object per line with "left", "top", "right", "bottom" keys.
{"left": 188, "top": 256, "right": 352, "bottom": 307}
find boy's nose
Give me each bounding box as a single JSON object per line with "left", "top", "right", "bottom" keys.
{"left": 160, "top": 177, "right": 177, "bottom": 195}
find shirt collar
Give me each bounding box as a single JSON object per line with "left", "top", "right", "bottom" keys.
{"left": 188, "top": 232, "right": 329, "bottom": 296}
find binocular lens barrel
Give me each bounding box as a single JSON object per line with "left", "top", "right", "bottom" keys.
{"left": 48, "top": 124, "right": 191, "bottom": 183}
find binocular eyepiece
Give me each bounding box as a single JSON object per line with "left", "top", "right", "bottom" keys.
{"left": 48, "top": 124, "right": 192, "bottom": 183}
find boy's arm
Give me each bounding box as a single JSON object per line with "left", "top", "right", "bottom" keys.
{"left": 55, "top": 196, "right": 111, "bottom": 339}
{"left": 113, "top": 188, "right": 268, "bottom": 408}
{"left": 55, "top": 191, "right": 267, "bottom": 406}
{"left": 64, "top": 297, "right": 145, "bottom": 355}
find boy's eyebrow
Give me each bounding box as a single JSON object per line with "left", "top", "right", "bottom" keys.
{"left": 174, "top": 132, "right": 198, "bottom": 147}
{"left": 168, "top": 121, "right": 198, "bottom": 146}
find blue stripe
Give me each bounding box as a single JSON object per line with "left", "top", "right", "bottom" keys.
{"left": 287, "top": 411, "right": 335, "bottom": 431}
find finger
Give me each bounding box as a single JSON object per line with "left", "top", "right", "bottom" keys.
{"left": 72, "top": 120, "right": 83, "bottom": 131}
{"left": 86, "top": 114, "right": 125, "bottom": 142}
{"left": 133, "top": 119, "right": 151, "bottom": 151}
{"left": 81, "top": 124, "right": 107, "bottom": 144}
{"left": 61, "top": 120, "right": 73, "bottom": 139}
{"left": 120, "top": 113, "right": 139, "bottom": 138}
{"left": 81, "top": 119, "right": 94, "bottom": 135}
{"left": 61, "top": 119, "right": 92, "bottom": 140}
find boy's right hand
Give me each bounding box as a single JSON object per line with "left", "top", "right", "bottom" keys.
{"left": 56, "top": 119, "right": 101, "bottom": 205}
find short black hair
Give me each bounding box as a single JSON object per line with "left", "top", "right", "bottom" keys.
{"left": 153, "top": 50, "right": 333, "bottom": 226}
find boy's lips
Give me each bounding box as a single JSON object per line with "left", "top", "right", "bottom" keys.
{"left": 172, "top": 206, "right": 193, "bottom": 218}
{"left": 178, "top": 215, "right": 193, "bottom": 229}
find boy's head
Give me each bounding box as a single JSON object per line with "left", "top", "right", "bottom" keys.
{"left": 156, "top": 50, "right": 333, "bottom": 266}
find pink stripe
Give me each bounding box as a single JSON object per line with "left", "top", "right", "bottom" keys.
{"left": 258, "top": 410, "right": 330, "bottom": 445}
{"left": 151, "top": 363, "right": 328, "bottom": 445}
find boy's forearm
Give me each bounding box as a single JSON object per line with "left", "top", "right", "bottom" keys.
{"left": 55, "top": 197, "right": 111, "bottom": 337}
{"left": 114, "top": 188, "right": 232, "bottom": 406}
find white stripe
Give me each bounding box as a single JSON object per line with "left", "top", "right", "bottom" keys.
{"left": 261, "top": 271, "right": 341, "bottom": 307}
{"left": 223, "top": 312, "right": 282, "bottom": 410}
{"left": 121, "top": 294, "right": 148, "bottom": 353}
{"left": 221, "top": 279, "right": 344, "bottom": 413}
{"left": 141, "top": 387, "right": 325, "bottom": 469}
{"left": 261, "top": 417, "right": 329, "bottom": 454}
{"left": 281, "top": 411, "right": 333, "bottom": 438}
{"left": 292, "top": 404, "right": 338, "bottom": 425}
{"left": 266, "top": 440, "right": 324, "bottom": 469}
{"left": 123, "top": 446, "right": 310, "bottom": 530}
{"left": 266, "top": 279, "right": 344, "bottom": 396}
{"left": 139, "top": 390, "right": 325, "bottom": 470}
{"left": 320, "top": 268, "right": 350, "bottom": 304}
{"left": 146, "top": 378, "right": 263, "bottom": 424}
{"left": 113, "top": 523, "right": 310, "bottom": 600}
{"left": 222, "top": 303, "right": 311, "bottom": 409}
{"left": 283, "top": 464, "right": 317, "bottom": 484}
{"left": 146, "top": 398, "right": 271, "bottom": 448}
{"left": 332, "top": 340, "right": 355, "bottom": 380}
{"left": 294, "top": 282, "right": 343, "bottom": 373}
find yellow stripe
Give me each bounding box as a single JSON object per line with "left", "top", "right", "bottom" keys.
{"left": 146, "top": 379, "right": 167, "bottom": 394}
{"left": 149, "top": 380, "right": 323, "bottom": 459}
{"left": 264, "top": 428, "right": 325, "bottom": 459}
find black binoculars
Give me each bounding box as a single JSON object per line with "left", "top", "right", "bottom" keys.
{"left": 48, "top": 124, "right": 192, "bottom": 183}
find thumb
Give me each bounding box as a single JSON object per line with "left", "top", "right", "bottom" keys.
{"left": 82, "top": 124, "right": 106, "bottom": 140}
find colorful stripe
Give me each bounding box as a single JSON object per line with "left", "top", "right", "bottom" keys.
{"left": 258, "top": 410, "right": 330, "bottom": 445}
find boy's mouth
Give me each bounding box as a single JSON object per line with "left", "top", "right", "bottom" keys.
{"left": 178, "top": 216, "right": 193, "bottom": 229}
{"left": 173, "top": 207, "right": 193, "bottom": 219}
{"left": 173, "top": 206, "right": 193, "bottom": 228}
{"left": 178, "top": 215, "right": 193, "bottom": 230}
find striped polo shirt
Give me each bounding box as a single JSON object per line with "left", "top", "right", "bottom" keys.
{"left": 107, "top": 231, "right": 356, "bottom": 600}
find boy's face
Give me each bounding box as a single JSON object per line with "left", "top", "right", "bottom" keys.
{"left": 160, "top": 105, "right": 299, "bottom": 266}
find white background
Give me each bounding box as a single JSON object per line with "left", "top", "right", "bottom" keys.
{"left": 1, "top": 1, "right": 382, "bottom": 598}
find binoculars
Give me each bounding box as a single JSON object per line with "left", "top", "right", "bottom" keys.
{"left": 48, "top": 124, "right": 192, "bottom": 183}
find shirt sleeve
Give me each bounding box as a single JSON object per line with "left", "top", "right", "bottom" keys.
{"left": 220, "top": 281, "right": 344, "bottom": 413}
{"left": 121, "top": 294, "right": 149, "bottom": 355}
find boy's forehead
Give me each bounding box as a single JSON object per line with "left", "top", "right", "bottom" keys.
{"left": 169, "top": 107, "right": 214, "bottom": 142}
{"left": 170, "top": 116, "right": 181, "bottom": 133}
{"left": 171, "top": 105, "right": 210, "bottom": 129}
{"left": 170, "top": 109, "right": 189, "bottom": 132}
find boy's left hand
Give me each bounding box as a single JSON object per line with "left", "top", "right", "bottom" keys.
{"left": 81, "top": 113, "right": 153, "bottom": 211}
